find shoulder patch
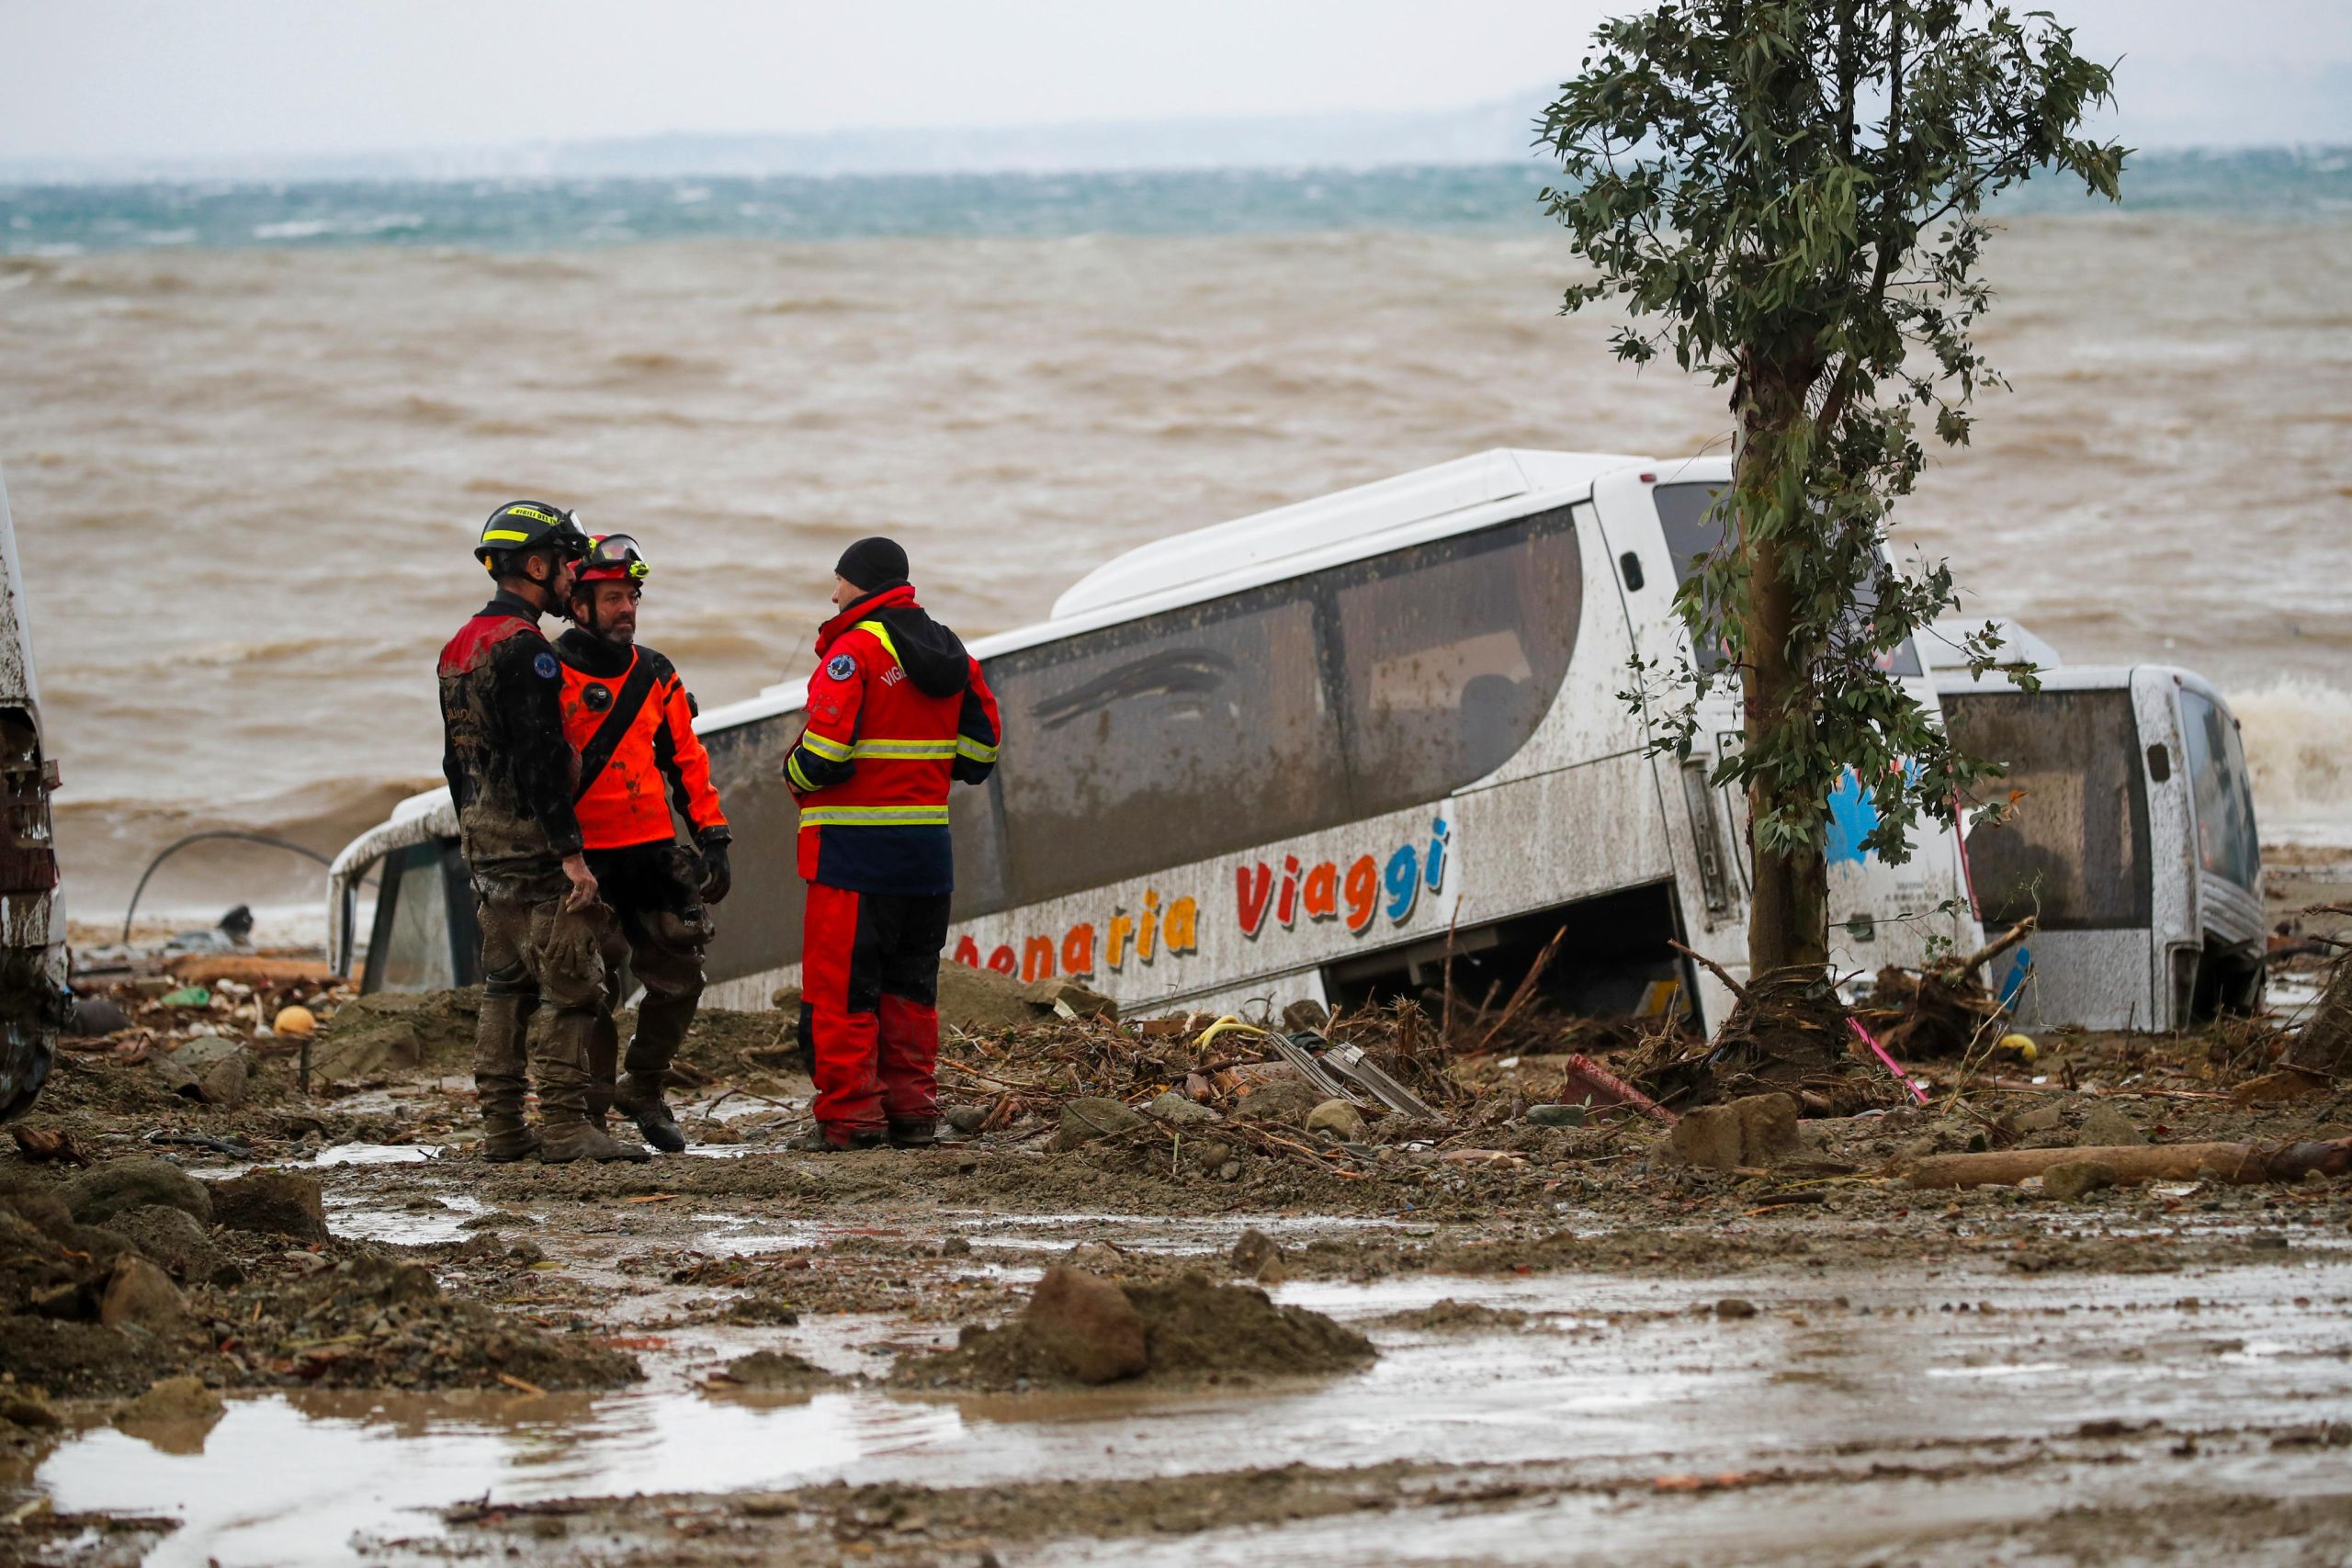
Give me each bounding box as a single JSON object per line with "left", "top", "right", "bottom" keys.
{"left": 825, "top": 652, "right": 857, "bottom": 682}
{"left": 533, "top": 651, "right": 560, "bottom": 680}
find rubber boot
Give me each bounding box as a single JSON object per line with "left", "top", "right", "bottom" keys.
{"left": 784, "top": 1125, "right": 884, "bottom": 1154}
{"left": 475, "top": 958, "right": 539, "bottom": 1163}
{"left": 614, "top": 1071, "right": 686, "bottom": 1154}
{"left": 537, "top": 1112, "right": 653, "bottom": 1163}
{"left": 888, "top": 1118, "right": 938, "bottom": 1150}
{"left": 532, "top": 998, "right": 646, "bottom": 1162}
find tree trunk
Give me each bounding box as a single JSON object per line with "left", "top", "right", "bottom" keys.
{"left": 2286, "top": 952, "right": 2352, "bottom": 1075}
{"left": 1735, "top": 389, "right": 1830, "bottom": 984}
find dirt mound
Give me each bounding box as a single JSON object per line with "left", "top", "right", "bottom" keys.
{"left": 309, "top": 987, "right": 482, "bottom": 1079}
{"left": 898, "top": 1268, "right": 1374, "bottom": 1392}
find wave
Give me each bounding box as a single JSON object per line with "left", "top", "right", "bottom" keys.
{"left": 2232, "top": 678, "right": 2352, "bottom": 840}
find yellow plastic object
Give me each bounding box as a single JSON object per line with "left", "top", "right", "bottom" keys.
{"left": 1996, "top": 1032, "right": 2038, "bottom": 1062}
{"left": 272, "top": 1004, "right": 318, "bottom": 1037}
{"left": 1193, "top": 1015, "right": 1270, "bottom": 1050}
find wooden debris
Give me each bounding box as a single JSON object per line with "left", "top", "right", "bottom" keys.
{"left": 1905, "top": 1136, "right": 2352, "bottom": 1191}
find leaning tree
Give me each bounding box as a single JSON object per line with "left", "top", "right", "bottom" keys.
{"left": 1539, "top": 1, "right": 2125, "bottom": 1001}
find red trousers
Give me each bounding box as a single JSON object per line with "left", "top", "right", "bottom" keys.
{"left": 797, "top": 882, "right": 951, "bottom": 1134}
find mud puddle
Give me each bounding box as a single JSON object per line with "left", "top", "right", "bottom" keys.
{"left": 28, "top": 1259, "right": 2352, "bottom": 1566}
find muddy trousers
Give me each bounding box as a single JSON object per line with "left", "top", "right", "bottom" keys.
{"left": 797, "top": 883, "right": 950, "bottom": 1136}
{"left": 474, "top": 892, "right": 611, "bottom": 1123}
{"left": 586, "top": 899, "right": 712, "bottom": 1120}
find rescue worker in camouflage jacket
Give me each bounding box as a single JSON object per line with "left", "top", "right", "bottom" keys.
{"left": 554, "top": 530, "right": 731, "bottom": 1154}
{"left": 437, "top": 501, "right": 649, "bottom": 1165}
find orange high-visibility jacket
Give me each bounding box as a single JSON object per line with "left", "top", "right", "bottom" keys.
{"left": 554, "top": 632, "right": 728, "bottom": 852}
{"left": 783, "top": 584, "right": 1001, "bottom": 895}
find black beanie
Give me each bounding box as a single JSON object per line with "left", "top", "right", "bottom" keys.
{"left": 834, "top": 536, "right": 909, "bottom": 592}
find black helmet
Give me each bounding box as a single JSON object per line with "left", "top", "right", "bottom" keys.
{"left": 475, "top": 501, "right": 592, "bottom": 573}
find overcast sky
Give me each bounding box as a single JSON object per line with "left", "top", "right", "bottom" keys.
{"left": 4, "top": 0, "right": 2346, "bottom": 164}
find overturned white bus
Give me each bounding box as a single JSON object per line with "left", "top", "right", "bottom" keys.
{"left": 330, "top": 449, "right": 1983, "bottom": 1032}
{"left": 1931, "top": 637, "right": 2264, "bottom": 1032}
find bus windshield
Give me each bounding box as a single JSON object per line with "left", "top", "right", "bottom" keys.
{"left": 1651, "top": 481, "right": 1921, "bottom": 677}
{"left": 2179, "top": 688, "right": 2260, "bottom": 890}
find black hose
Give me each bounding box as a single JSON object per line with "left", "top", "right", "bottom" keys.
{"left": 119, "top": 831, "right": 333, "bottom": 944}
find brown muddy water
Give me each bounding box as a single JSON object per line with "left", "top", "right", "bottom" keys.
{"left": 12, "top": 1152, "right": 2352, "bottom": 1566}
{"left": 3, "top": 216, "right": 2349, "bottom": 915}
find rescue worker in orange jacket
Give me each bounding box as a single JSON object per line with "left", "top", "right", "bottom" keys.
{"left": 555, "top": 532, "right": 731, "bottom": 1154}
{"left": 782, "top": 536, "right": 1001, "bottom": 1151}
{"left": 438, "top": 501, "right": 648, "bottom": 1166}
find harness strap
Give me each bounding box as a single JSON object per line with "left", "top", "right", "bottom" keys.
{"left": 573, "top": 652, "right": 661, "bottom": 801}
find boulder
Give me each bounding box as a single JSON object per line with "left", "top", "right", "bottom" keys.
{"left": 942, "top": 1104, "right": 989, "bottom": 1134}
{"left": 1235, "top": 1079, "right": 1322, "bottom": 1129}
{"left": 99, "top": 1256, "right": 189, "bottom": 1333}
{"left": 1051, "top": 1098, "right": 1145, "bottom": 1152}
{"left": 1668, "top": 1093, "right": 1801, "bottom": 1171}
{"left": 66, "top": 1158, "right": 212, "bottom": 1227}
{"left": 1144, "top": 1091, "right": 1222, "bottom": 1127}
{"left": 210, "top": 1169, "right": 329, "bottom": 1243}
{"left": 1305, "top": 1099, "right": 1367, "bottom": 1142}
{"left": 2077, "top": 1105, "right": 2144, "bottom": 1148}
{"left": 2042, "top": 1159, "right": 2120, "bottom": 1201}
{"left": 1021, "top": 1266, "right": 1148, "bottom": 1384}
{"left": 1229, "top": 1227, "right": 1283, "bottom": 1280}
{"left": 1527, "top": 1103, "right": 1589, "bottom": 1129}
{"left": 108, "top": 1204, "right": 238, "bottom": 1286}
{"left": 933, "top": 963, "right": 1045, "bottom": 1032}
{"left": 1020, "top": 976, "right": 1119, "bottom": 1021}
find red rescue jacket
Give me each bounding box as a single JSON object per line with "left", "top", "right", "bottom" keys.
{"left": 783, "top": 584, "right": 1001, "bottom": 895}
{"left": 554, "top": 631, "right": 728, "bottom": 852}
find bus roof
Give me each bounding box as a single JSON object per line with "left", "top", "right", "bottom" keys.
{"left": 699, "top": 447, "right": 1657, "bottom": 733}
{"left": 1051, "top": 448, "right": 1644, "bottom": 620}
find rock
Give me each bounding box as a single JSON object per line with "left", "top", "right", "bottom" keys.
{"left": 198, "top": 1053, "right": 250, "bottom": 1109}
{"left": 1051, "top": 1098, "right": 1145, "bottom": 1151}
{"left": 1063, "top": 1241, "right": 1128, "bottom": 1274}
{"left": 1021, "top": 1266, "right": 1149, "bottom": 1384}
{"left": 0, "top": 1387, "right": 61, "bottom": 1430}
{"left": 210, "top": 1170, "right": 330, "bottom": 1243}
{"left": 311, "top": 988, "right": 481, "bottom": 1078}
{"left": 1019, "top": 976, "right": 1119, "bottom": 1021}
{"left": 942, "top": 1105, "right": 989, "bottom": 1134}
{"left": 939, "top": 1235, "right": 973, "bottom": 1258}
{"left": 1527, "top": 1103, "right": 1589, "bottom": 1128}
{"left": 1229, "top": 1227, "right": 1283, "bottom": 1279}
{"left": 1280, "top": 999, "right": 1329, "bottom": 1033}
{"left": 2077, "top": 1105, "right": 2144, "bottom": 1147}
{"left": 1715, "top": 1297, "right": 1759, "bottom": 1319}
{"left": 116, "top": 1374, "right": 223, "bottom": 1426}
{"left": 1305, "top": 1099, "right": 1367, "bottom": 1142}
{"left": 66, "top": 1158, "right": 212, "bottom": 1227}
{"left": 1216, "top": 1160, "right": 1243, "bottom": 1181}
{"left": 175, "top": 1033, "right": 244, "bottom": 1068}
{"left": 720, "top": 1348, "right": 837, "bottom": 1389}
{"left": 108, "top": 1204, "right": 237, "bottom": 1286}
{"left": 1236, "top": 1078, "right": 1322, "bottom": 1129}
{"left": 933, "top": 963, "right": 1045, "bottom": 1032}
{"left": 99, "top": 1256, "right": 189, "bottom": 1333}
{"left": 2012, "top": 1102, "right": 2066, "bottom": 1134}
{"left": 1190, "top": 1139, "right": 1232, "bottom": 1169}
{"left": 1144, "top": 1091, "right": 1223, "bottom": 1127}
{"left": 1669, "top": 1093, "right": 1801, "bottom": 1171}
{"left": 2042, "top": 1159, "right": 2120, "bottom": 1201}
{"left": 69, "top": 996, "right": 130, "bottom": 1036}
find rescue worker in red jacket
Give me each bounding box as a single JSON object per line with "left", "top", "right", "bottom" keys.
{"left": 782, "top": 537, "right": 1001, "bottom": 1151}
{"left": 437, "top": 501, "right": 648, "bottom": 1165}
{"left": 555, "top": 533, "right": 732, "bottom": 1154}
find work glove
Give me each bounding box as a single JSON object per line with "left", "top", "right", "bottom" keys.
{"left": 695, "top": 829, "right": 733, "bottom": 905}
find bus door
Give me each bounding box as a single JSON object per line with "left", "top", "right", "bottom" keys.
{"left": 1589, "top": 466, "right": 1747, "bottom": 1025}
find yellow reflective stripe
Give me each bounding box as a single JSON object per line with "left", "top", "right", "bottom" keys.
{"left": 850, "top": 739, "right": 958, "bottom": 759}
{"left": 797, "top": 804, "right": 950, "bottom": 828}
{"left": 798, "top": 731, "right": 854, "bottom": 762}
{"left": 853, "top": 619, "right": 900, "bottom": 668}
{"left": 785, "top": 752, "right": 817, "bottom": 792}
{"left": 481, "top": 529, "right": 532, "bottom": 543}
{"left": 955, "top": 736, "right": 999, "bottom": 762}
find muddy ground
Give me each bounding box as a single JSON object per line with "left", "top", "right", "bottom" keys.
{"left": 6, "top": 885, "right": 2352, "bottom": 1566}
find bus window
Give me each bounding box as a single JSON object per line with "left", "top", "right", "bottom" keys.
{"left": 1330, "top": 507, "right": 1582, "bottom": 815}
{"left": 2179, "top": 689, "right": 2259, "bottom": 890}
{"left": 1942, "top": 690, "right": 2152, "bottom": 930}
{"left": 991, "top": 590, "right": 1344, "bottom": 907}
{"left": 1651, "top": 481, "right": 1921, "bottom": 677}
